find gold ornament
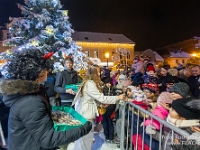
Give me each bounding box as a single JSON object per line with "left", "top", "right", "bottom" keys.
{"left": 63, "top": 10, "right": 68, "bottom": 16}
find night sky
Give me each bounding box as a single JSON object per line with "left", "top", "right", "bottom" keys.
{"left": 1, "top": 0, "right": 200, "bottom": 51}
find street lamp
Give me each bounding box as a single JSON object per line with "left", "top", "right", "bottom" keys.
{"left": 105, "top": 52, "right": 109, "bottom": 67}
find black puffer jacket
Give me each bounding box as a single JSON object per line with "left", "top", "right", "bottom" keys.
{"left": 0, "top": 79, "right": 91, "bottom": 150}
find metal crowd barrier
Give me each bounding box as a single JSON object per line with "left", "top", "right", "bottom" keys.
{"left": 0, "top": 121, "right": 6, "bottom": 148}
{"left": 120, "top": 102, "right": 190, "bottom": 150}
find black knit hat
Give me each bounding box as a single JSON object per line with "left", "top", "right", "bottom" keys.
{"left": 165, "top": 75, "right": 179, "bottom": 84}
{"left": 171, "top": 97, "right": 200, "bottom": 119}
{"left": 2, "top": 46, "right": 53, "bottom": 80}
{"left": 169, "top": 82, "right": 190, "bottom": 98}
{"left": 103, "top": 78, "right": 112, "bottom": 84}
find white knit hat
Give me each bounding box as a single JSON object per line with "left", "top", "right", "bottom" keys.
{"left": 133, "top": 90, "right": 146, "bottom": 102}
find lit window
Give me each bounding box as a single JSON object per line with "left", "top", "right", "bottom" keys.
{"left": 94, "top": 51, "right": 98, "bottom": 58}
{"left": 85, "top": 51, "right": 90, "bottom": 57}
{"left": 7, "top": 33, "right": 11, "bottom": 39}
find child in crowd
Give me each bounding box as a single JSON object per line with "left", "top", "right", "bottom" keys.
{"left": 115, "top": 74, "right": 127, "bottom": 93}
{"left": 132, "top": 90, "right": 149, "bottom": 115}
{"left": 142, "top": 83, "right": 159, "bottom": 111}
{"left": 142, "top": 65, "right": 158, "bottom": 84}
{"left": 102, "top": 78, "right": 116, "bottom": 143}
{"left": 144, "top": 92, "right": 173, "bottom": 131}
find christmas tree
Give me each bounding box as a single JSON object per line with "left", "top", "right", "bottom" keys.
{"left": 1, "top": 0, "right": 87, "bottom": 70}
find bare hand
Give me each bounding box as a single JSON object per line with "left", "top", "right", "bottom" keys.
{"left": 191, "top": 126, "right": 200, "bottom": 132}
{"left": 118, "top": 94, "right": 126, "bottom": 100}
{"left": 159, "top": 102, "right": 170, "bottom": 110}
{"left": 66, "top": 89, "right": 75, "bottom": 95}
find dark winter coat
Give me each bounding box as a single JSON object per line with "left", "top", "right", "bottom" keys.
{"left": 54, "top": 69, "right": 82, "bottom": 100}
{"left": 0, "top": 79, "right": 89, "bottom": 150}
{"left": 188, "top": 75, "right": 200, "bottom": 99}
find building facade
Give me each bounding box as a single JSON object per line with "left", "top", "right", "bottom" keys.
{"left": 164, "top": 51, "right": 191, "bottom": 68}
{"left": 72, "top": 32, "right": 135, "bottom": 67}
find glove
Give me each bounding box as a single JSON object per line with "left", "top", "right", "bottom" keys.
{"left": 146, "top": 125, "right": 156, "bottom": 135}
{"left": 79, "top": 121, "right": 92, "bottom": 137}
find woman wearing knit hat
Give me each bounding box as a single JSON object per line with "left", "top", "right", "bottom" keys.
{"left": 169, "top": 82, "right": 190, "bottom": 100}
{"left": 164, "top": 98, "right": 200, "bottom": 150}
{"left": 0, "top": 47, "right": 92, "bottom": 150}
{"left": 167, "top": 97, "right": 200, "bottom": 126}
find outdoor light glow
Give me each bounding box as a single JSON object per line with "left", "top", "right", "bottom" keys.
{"left": 105, "top": 53, "right": 109, "bottom": 58}
{"left": 192, "top": 53, "right": 197, "bottom": 57}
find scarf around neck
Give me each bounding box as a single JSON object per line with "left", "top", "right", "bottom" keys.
{"left": 166, "top": 115, "right": 200, "bottom": 128}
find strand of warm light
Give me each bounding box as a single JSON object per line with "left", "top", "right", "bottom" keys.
{"left": 76, "top": 42, "right": 135, "bottom": 48}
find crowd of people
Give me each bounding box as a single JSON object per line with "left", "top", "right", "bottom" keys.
{"left": 98, "top": 55, "right": 200, "bottom": 150}
{"left": 1, "top": 48, "right": 200, "bottom": 150}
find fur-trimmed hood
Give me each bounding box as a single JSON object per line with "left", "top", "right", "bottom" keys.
{"left": 0, "top": 79, "right": 40, "bottom": 107}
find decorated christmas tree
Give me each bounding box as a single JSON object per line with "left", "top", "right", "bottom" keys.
{"left": 1, "top": 0, "right": 88, "bottom": 70}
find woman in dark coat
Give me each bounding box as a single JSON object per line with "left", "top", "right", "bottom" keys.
{"left": 0, "top": 47, "right": 92, "bottom": 150}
